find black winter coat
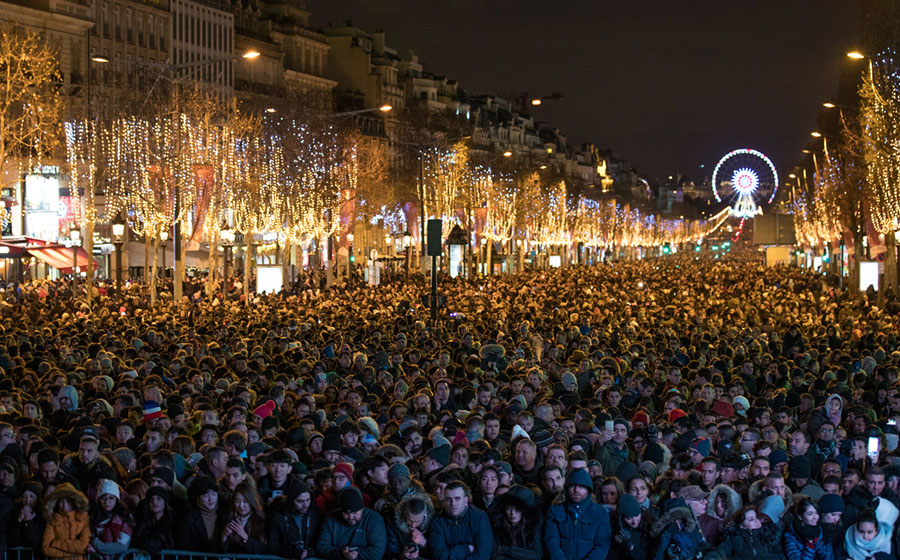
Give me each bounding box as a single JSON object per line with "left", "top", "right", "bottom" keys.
{"left": 266, "top": 505, "right": 323, "bottom": 559}
{"left": 707, "top": 521, "right": 786, "bottom": 560}
{"left": 174, "top": 509, "right": 222, "bottom": 553}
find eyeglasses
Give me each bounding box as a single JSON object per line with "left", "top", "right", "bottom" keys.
{"left": 820, "top": 428, "right": 835, "bottom": 433}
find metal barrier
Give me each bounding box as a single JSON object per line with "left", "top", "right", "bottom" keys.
{"left": 4, "top": 548, "right": 292, "bottom": 560}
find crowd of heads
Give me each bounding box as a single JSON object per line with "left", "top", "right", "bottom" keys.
{"left": 0, "top": 253, "right": 899, "bottom": 560}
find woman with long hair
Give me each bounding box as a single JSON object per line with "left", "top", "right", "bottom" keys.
{"left": 221, "top": 482, "right": 267, "bottom": 554}
{"left": 89, "top": 479, "right": 133, "bottom": 560}
{"left": 491, "top": 485, "right": 543, "bottom": 560}
{"left": 132, "top": 487, "right": 176, "bottom": 554}
{"left": 10, "top": 481, "right": 46, "bottom": 558}
{"left": 783, "top": 498, "right": 833, "bottom": 560}
{"left": 707, "top": 505, "right": 785, "bottom": 560}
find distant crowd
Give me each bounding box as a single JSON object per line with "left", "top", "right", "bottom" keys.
{"left": 0, "top": 254, "right": 898, "bottom": 560}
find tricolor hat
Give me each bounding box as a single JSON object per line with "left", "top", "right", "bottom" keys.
{"left": 143, "top": 400, "right": 163, "bottom": 423}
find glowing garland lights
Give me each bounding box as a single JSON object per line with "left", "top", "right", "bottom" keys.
{"left": 860, "top": 49, "right": 900, "bottom": 234}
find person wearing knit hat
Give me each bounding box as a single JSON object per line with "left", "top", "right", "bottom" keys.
{"left": 617, "top": 494, "right": 642, "bottom": 519}
{"left": 711, "top": 400, "right": 735, "bottom": 419}
{"left": 631, "top": 410, "right": 650, "bottom": 428}
{"left": 545, "top": 468, "right": 610, "bottom": 558}
{"left": 561, "top": 371, "right": 578, "bottom": 392}
{"left": 142, "top": 400, "right": 162, "bottom": 423}
{"left": 253, "top": 399, "right": 277, "bottom": 422}
{"left": 316, "top": 487, "right": 384, "bottom": 559}
{"left": 332, "top": 463, "right": 354, "bottom": 490}
{"left": 387, "top": 463, "right": 410, "bottom": 483}
{"left": 688, "top": 437, "right": 712, "bottom": 464}
{"left": 425, "top": 445, "right": 451, "bottom": 474}
{"left": 668, "top": 409, "right": 687, "bottom": 422}
{"left": 732, "top": 396, "right": 750, "bottom": 416}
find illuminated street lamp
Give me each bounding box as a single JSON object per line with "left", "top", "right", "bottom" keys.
{"left": 847, "top": 51, "right": 865, "bottom": 60}
{"left": 111, "top": 215, "right": 126, "bottom": 298}
{"left": 70, "top": 226, "right": 81, "bottom": 297}
{"left": 159, "top": 229, "right": 169, "bottom": 278}
{"left": 220, "top": 224, "right": 235, "bottom": 301}
{"left": 402, "top": 230, "right": 412, "bottom": 275}
{"left": 810, "top": 131, "right": 822, "bottom": 138}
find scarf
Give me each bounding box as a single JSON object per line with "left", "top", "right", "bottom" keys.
{"left": 814, "top": 439, "right": 835, "bottom": 461}
{"left": 844, "top": 522, "right": 892, "bottom": 559}
{"left": 198, "top": 504, "right": 218, "bottom": 540}
{"left": 791, "top": 517, "right": 821, "bottom": 541}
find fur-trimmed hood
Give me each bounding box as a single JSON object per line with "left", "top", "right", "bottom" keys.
{"left": 748, "top": 478, "right": 793, "bottom": 508}
{"left": 44, "top": 482, "right": 88, "bottom": 521}
{"left": 706, "top": 484, "right": 742, "bottom": 520}
{"left": 651, "top": 505, "right": 697, "bottom": 537}
{"left": 393, "top": 492, "right": 435, "bottom": 535}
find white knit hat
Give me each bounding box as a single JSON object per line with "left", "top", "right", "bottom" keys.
{"left": 97, "top": 479, "right": 120, "bottom": 499}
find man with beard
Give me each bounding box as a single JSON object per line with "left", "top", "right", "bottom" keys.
{"left": 544, "top": 469, "right": 611, "bottom": 560}
{"left": 267, "top": 479, "right": 322, "bottom": 560}
{"left": 541, "top": 466, "right": 565, "bottom": 509}
{"left": 402, "top": 427, "right": 424, "bottom": 460}
{"left": 374, "top": 464, "right": 423, "bottom": 518}
{"left": 316, "top": 487, "right": 386, "bottom": 560}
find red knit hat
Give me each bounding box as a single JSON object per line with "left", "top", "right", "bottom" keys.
{"left": 332, "top": 462, "right": 354, "bottom": 480}
{"left": 632, "top": 410, "right": 650, "bottom": 427}
{"left": 254, "top": 399, "right": 276, "bottom": 419}
{"left": 711, "top": 400, "right": 735, "bottom": 419}
{"left": 668, "top": 409, "right": 687, "bottom": 422}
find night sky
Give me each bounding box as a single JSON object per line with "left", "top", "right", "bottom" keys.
{"left": 307, "top": 1, "right": 861, "bottom": 184}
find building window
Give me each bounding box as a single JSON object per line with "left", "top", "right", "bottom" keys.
{"left": 160, "top": 21, "right": 166, "bottom": 51}
{"left": 102, "top": 2, "right": 110, "bottom": 37}
{"left": 137, "top": 13, "right": 144, "bottom": 46}
{"left": 148, "top": 14, "right": 155, "bottom": 48}
{"left": 126, "top": 8, "right": 133, "bottom": 43}
{"left": 113, "top": 5, "right": 120, "bottom": 40}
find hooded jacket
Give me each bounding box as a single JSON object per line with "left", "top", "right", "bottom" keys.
{"left": 706, "top": 484, "right": 742, "bottom": 522}
{"left": 492, "top": 486, "right": 543, "bottom": 560}
{"left": 749, "top": 478, "right": 795, "bottom": 510}
{"left": 707, "top": 520, "right": 785, "bottom": 560}
{"left": 385, "top": 493, "right": 435, "bottom": 560}
{"left": 650, "top": 500, "right": 706, "bottom": 560}
{"left": 544, "top": 498, "right": 611, "bottom": 560}
{"left": 59, "top": 385, "right": 79, "bottom": 411}
{"left": 42, "top": 483, "right": 91, "bottom": 560}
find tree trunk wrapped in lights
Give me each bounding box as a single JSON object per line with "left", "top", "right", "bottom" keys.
{"left": 0, "top": 23, "right": 62, "bottom": 237}
{"left": 860, "top": 51, "right": 900, "bottom": 294}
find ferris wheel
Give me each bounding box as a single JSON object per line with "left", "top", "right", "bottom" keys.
{"left": 711, "top": 148, "right": 779, "bottom": 219}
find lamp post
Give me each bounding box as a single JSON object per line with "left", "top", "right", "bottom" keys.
{"left": 70, "top": 226, "right": 81, "bottom": 298}
{"left": 402, "top": 230, "right": 412, "bottom": 277}
{"left": 346, "top": 232, "right": 354, "bottom": 280}
{"left": 159, "top": 229, "right": 169, "bottom": 279}
{"left": 111, "top": 215, "right": 125, "bottom": 298}
{"left": 220, "top": 224, "right": 235, "bottom": 301}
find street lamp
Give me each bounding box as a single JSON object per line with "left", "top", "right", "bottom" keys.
{"left": 402, "top": 230, "right": 412, "bottom": 276}
{"left": 159, "top": 229, "right": 169, "bottom": 278}
{"left": 70, "top": 226, "right": 81, "bottom": 297}
{"left": 847, "top": 51, "right": 866, "bottom": 60}
{"left": 811, "top": 131, "right": 822, "bottom": 138}
{"left": 111, "top": 215, "right": 125, "bottom": 298}
{"left": 220, "top": 223, "right": 235, "bottom": 301}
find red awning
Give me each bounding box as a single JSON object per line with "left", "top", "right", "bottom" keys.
{"left": 27, "top": 246, "right": 96, "bottom": 273}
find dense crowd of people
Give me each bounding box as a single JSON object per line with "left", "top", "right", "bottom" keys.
{"left": 0, "top": 253, "right": 898, "bottom": 560}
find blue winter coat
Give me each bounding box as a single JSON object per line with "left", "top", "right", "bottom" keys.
{"left": 543, "top": 499, "right": 611, "bottom": 560}
{"left": 783, "top": 522, "right": 834, "bottom": 560}
{"left": 428, "top": 505, "right": 493, "bottom": 560}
